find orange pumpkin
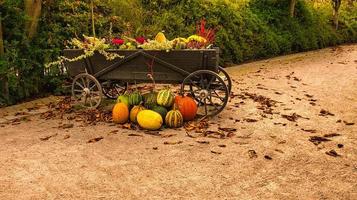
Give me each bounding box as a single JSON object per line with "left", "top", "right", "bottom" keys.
{"left": 175, "top": 95, "right": 197, "bottom": 121}
{"left": 112, "top": 103, "right": 129, "bottom": 124}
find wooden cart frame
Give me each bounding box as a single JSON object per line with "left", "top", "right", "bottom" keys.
{"left": 63, "top": 48, "right": 232, "bottom": 116}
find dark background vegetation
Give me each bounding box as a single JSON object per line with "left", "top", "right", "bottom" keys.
{"left": 0, "top": 0, "right": 356, "bottom": 105}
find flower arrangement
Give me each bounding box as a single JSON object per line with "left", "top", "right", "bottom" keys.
{"left": 46, "top": 19, "right": 216, "bottom": 68}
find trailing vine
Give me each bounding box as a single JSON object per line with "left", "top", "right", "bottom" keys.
{"left": 45, "top": 35, "right": 123, "bottom": 68}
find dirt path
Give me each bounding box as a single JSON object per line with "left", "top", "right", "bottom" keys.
{"left": 1, "top": 45, "right": 356, "bottom": 200}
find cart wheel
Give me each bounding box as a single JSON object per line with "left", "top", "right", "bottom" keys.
{"left": 72, "top": 73, "right": 102, "bottom": 109}
{"left": 181, "top": 70, "right": 229, "bottom": 117}
{"left": 218, "top": 66, "right": 232, "bottom": 94}
{"left": 102, "top": 81, "right": 127, "bottom": 99}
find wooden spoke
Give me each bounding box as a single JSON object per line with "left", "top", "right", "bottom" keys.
{"left": 72, "top": 73, "right": 102, "bottom": 109}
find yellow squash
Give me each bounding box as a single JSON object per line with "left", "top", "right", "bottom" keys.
{"left": 137, "top": 110, "right": 163, "bottom": 130}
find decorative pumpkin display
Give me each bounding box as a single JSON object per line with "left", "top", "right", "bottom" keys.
{"left": 157, "top": 88, "right": 175, "bottom": 108}
{"left": 128, "top": 91, "right": 143, "bottom": 106}
{"left": 130, "top": 105, "right": 146, "bottom": 123}
{"left": 143, "top": 91, "right": 158, "bottom": 109}
{"left": 155, "top": 32, "right": 167, "bottom": 43}
{"left": 116, "top": 94, "right": 129, "bottom": 107}
{"left": 152, "top": 106, "right": 168, "bottom": 120}
{"left": 175, "top": 95, "right": 198, "bottom": 121}
{"left": 112, "top": 103, "right": 129, "bottom": 124}
{"left": 137, "top": 110, "right": 163, "bottom": 130}
{"left": 165, "top": 109, "right": 183, "bottom": 128}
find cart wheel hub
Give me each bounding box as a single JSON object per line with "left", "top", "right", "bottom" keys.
{"left": 83, "top": 88, "right": 90, "bottom": 96}
{"left": 199, "top": 90, "right": 209, "bottom": 99}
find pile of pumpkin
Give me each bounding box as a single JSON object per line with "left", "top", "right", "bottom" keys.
{"left": 112, "top": 88, "right": 197, "bottom": 130}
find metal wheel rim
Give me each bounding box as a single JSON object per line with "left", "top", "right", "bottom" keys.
{"left": 102, "top": 81, "right": 127, "bottom": 99}
{"left": 71, "top": 73, "right": 103, "bottom": 109}
{"left": 181, "top": 70, "right": 229, "bottom": 117}
{"left": 218, "top": 66, "right": 232, "bottom": 94}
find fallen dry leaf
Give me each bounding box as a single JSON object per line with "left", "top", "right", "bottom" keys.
{"left": 211, "top": 150, "right": 222, "bottom": 155}
{"left": 61, "top": 123, "right": 74, "bottom": 129}
{"left": 275, "top": 149, "right": 284, "bottom": 154}
{"left": 323, "top": 133, "right": 341, "bottom": 138}
{"left": 309, "top": 136, "right": 331, "bottom": 145}
{"left": 319, "top": 109, "right": 335, "bottom": 117}
{"left": 343, "top": 121, "right": 355, "bottom": 126}
{"left": 164, "top": 141, "right": 183, "bottom": 145}
{"left": 244, "top": 118, "right": 258, "bottom": 123}
{"left": 301, "top": 128, "right": 317, "bottom": 133}
{"left": 128, "top": 133, "right": 143, "bottom": 137}
{"left": 161, "top": 133, "right": 176, "bottom": 138}
{"left": 196, "top": 140, "right": 210, "bottom": 144}
{"left": 87, "top": 136, "right": 104, "bottom": 143}
{"left": 326, "top": 150, "right": 341, "bottom": 157}
{"left": 248, "top": 150, "right": 258, "bottom": 158}
{"left": 264, "top": 155, "right": 273, "bottom": 160}
{"left": 40, "top": 134, "right": 58, "bottom": 141}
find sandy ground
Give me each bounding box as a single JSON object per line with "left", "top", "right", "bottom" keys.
{"left": 0, "top": 44, "right": 356, "bottom": 200}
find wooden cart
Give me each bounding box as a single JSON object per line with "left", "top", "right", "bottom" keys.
{"left": 63, "top": 48, "right": 232, "bottom": 116}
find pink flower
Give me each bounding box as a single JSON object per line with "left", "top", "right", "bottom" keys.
{"left": 135, "top": 37, "right": 146, "bottom": 44}
{"left": 112, "top": 38, "right": 124, "bottom": 45}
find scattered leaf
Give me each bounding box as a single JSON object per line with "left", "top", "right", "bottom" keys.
{"left": 244, "top": 118, "right": 258, "bottom": 123}
{"left": 196, "top": 140, "right": 210, "bottom": 144}
{"left": 61, "top": 123, "right": 74, "bottom": 129}
{"left": 325, "top": 150, "right": 341, "bottom": 157}
{"left": 218, "top": 127, "right": 237, "bottom": 132}
{"left": 319, "top": 109, "right": 335, "bottom": 117}
{"left": 343, "top": 121, "right": 355, "bottom": 126}
{"left": 128, "top": 133, "right": 143, "bottom": 137}
{"left": 323, "top": 133, "right": 341, "bottom": 138}
{"left": 164, "top": 141, "right": 183, "bottom": 145}
{"left": 309, "top": 136, "right": 331, "bottom": 145}
{"left": 275, "top": 149, "right": 284, "bottom": 153}
{"left": 63, "top": 135, "right": 71, "bottom": 139}
{"left": 211, "top": 150, "right": 222, "bottom": 155}
{"left": 248, "top": 150, "right": 258, "bottom": 158}
{"left": 87, "top": 136, "right": 104, "bottom": 143}
{"left": 281, "top": 113, "right": 305, "bottom": 122}
{"left": 264, "top": 155, "right": 273, "bottom": 160}
{"left": 301, "top": 128, "right": 317, "bottom": 133}
{"left": 40, "top": 134, "right": 58, "bottom": 141}
{"left": 161, "top": 133, "right": 176, "bottom": 138}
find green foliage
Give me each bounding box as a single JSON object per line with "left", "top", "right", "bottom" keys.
{"left": 0, "top": 0, "right": 356, "bottom": 105}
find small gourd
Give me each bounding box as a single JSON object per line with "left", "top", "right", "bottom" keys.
{"left": 155, "top": 32, "right": 167, "bottom": 43}
{"left": 165, "top": 108, "right": 183, "bottom": 128}
{"left": 129, "top": 91, "right": 143, "bottom": 106}
{"left": 152, "top": 105, "right": 168, "bottom": 120}
{"left": 116, "top": 94, "right": 129, "bottom": 107}
{"left": 143, "top": 91, "right": 158, "bottom": 109}
{"left": 157, "top": 88, "right": 175, "bottom": 108}
{"left": 112, "top": 103, "right": 129, "bottom": 124}
{"left": 130, "top": 105, "right": 146, "bottom": 123}
{"left": 137, "top": 110, "right": 163, "bottom": 130}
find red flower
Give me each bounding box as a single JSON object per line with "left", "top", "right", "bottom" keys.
{"left": 135, "top": 37, "right": 146, "bottom": 44}
{"left": 112, "top": 38, "right": 124, "bottom": 45}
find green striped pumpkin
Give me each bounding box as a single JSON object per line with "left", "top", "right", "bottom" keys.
{"left": 165, "top": 109, "right": 183, "bottom": 128}
{"left": 129, "top": 91, "right": 143, "bottom": 106}
{"left": 157, "top": 89, "right": 174, "bottom": 108}
{"left": 152, "top": 106, "right": 168, "bottom": 120}
{"left": 143, "top": 91, "right": 158, "bottom": 109}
